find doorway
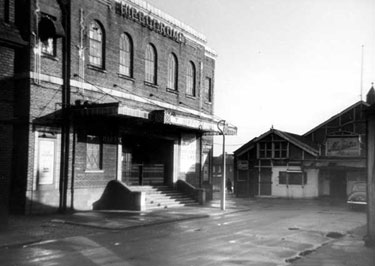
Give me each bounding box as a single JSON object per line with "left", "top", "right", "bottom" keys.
{"left": 259, "top": 168, "right": 272, "bottom": 196}
{"left": 121, "top": 135, "right": 173, "bottom": 186}
{"left": 330, "top": 171, "right": 347, "bottom": 200}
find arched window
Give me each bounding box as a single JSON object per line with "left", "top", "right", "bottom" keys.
{"left": 167, "top": 53, "right": 178, "bottom": 90}
{"left": 186, "top": 61, "right": 196, "bottom": 96}
{"left": 119, "top": 33, "right": 133, "bottom": 77}
{"left": 89, "top": 20, "right": 104, "bottom": 67}
{"left": 145, "top": 44, "right": 157, "bottom": 84}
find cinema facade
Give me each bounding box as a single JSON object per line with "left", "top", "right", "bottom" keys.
{"left": 1, "top": 0, "right": 236, "bottom": 214}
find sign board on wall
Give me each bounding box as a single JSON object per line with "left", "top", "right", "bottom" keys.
{"left": 180, "top": 134, "right": 197, "bottom": 174}
{"left": 38, "top": 139, "right": 55, "bottom": 185}
{"left": 237, "top": 160, "right": 248, "bottom": 170}
{"left": 326, "top": 136, "right": 360, "bottom": 157}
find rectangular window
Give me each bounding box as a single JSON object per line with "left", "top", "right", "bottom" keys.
{"left": 259, "top": 142, "right": 272, "bottom": 158}
{"left": 205, "top": 77, "right": 212, "bottom": 102}
{"left": 86, "top": 135, "right": 103, "bottom": 171}
{"left": 278, "top": 171, "right": 307, "bottom": 185}
{"left": 258, "top": 141, "right": 289, "bottom": 159}
{"left": 41, "top": 38, "right": 56, "bottom": 56}
{"left": 274, "top": 142, "right": 288, "bottom": 158}
{"left": 4, "top": 0, "right": 10, "bottom": 23}
{"left": 89, "top": 40, "right": 102, "bottom": 66}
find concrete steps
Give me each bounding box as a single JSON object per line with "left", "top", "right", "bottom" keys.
{"left": 131, "top": 185, "right": 199, "bottom": 210}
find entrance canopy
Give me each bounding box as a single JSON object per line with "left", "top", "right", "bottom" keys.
{"left": 71, "top": 102, "right": 237, "bottom": 135}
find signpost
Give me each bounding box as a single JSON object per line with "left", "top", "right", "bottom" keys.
{"left": 217, "top": 120, "right": 226, "bottom": 211}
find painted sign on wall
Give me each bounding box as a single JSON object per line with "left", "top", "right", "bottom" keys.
{"left": 326, "top": 136, "right": 360, "bottom": 157}
{"left": 38, "top": 139, "right": 55, "bottom": 185}
{"left": 180, "top": 134, "right": 197, "bottom": 174}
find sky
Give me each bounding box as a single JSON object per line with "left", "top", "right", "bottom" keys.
{"left": 145, "top": 0, "right": 375, "bottom": 154}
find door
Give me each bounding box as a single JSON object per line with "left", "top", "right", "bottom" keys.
{"left": 259, "top": 168, "right": 272, "bottom": 196}
{"left": 249, "top": 169, "right": 259, "bottom": 197}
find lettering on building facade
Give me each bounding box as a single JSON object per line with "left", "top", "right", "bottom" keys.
{"left": 115, "top": 2, "right": 186, "bottom": 44}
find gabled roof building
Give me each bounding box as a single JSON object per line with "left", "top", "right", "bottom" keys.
{"left": 234, "top": 100, "right": 368, "bottom": 200}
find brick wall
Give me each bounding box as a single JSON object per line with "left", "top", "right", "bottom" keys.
{"left": 0, "top": 47, "right": 15, "bottom": 78}
{"left": 69, "top": 0, "right": 215, "bottom": 116}
{"left": 0, "top": 43, "right": 16, "bottom": 216}
{"left": 0, "top": 0, "right": 15, "bottom": 23}
{"left": 74, "top": 135, "right": 117, "bottom": 188}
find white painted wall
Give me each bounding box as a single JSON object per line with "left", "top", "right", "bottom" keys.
{"left": 271, "top": 166, "right": 319, "bottom": 198}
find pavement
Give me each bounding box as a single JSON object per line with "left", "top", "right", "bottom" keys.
{"left": 0, "top": 195, "right": 374, "bottom": 265}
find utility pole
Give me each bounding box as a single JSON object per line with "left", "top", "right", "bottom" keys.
{"left": 365, "top": 87, "right": 375, "bottom": 246}
{"left": 59, "top": 0, "right": 71, "bottom": 213}
{"left": 217, "top": 120, "right": 226, "bottom": 211}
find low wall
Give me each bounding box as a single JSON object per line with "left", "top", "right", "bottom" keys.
{"left": 176, "top": 180, "right": 206, "bottom": 204}
{"left": 92, "top": 180, "right": 145, "bottom": 211}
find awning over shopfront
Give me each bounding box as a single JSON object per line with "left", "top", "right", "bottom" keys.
{"left": 315, "top": 158, "right": 366, "bottom": 169}
{"left": 72, "top": 102, "right": 149, "bottom": 119}
{"left": 150, "top": 110, "right": 237, "bottom": 135}
{"left": 70, "top": 102, "right": 237, "bottom": 135}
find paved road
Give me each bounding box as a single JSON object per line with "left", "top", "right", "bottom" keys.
{"left": 0, "top": 199, "right": 366, "bottom": 266}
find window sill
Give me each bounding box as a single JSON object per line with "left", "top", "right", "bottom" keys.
{"left": 166, "top": 88, "right": 178, "bottom": 94}
{"left": 85, "top": 170, "right": 104, "bottom": 174}
{"left": 88, "top": 65, "right": 107, "bottom": 73}
{"left": 204, "top": 101, "right": 213, "bottom": 105}
{"left": 117, "top": 73, "right": 135, "bottom": 82}
{"left": 258, "top": 157, "right": 288, "bottom": 160}
{"left": 144, "top": 81, "right": 159, "bottom": 89}
{"left": 41, "top": 54, "right": 59, "bottom": 61}
{"left": 185, "top": 94, "right": 196, "bottom": 100}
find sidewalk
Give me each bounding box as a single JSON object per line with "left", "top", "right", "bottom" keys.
{"left": 0, "top": 195, "right": 248, "bottom": 248}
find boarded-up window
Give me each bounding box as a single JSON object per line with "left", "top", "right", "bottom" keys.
{"left": 86, "top": 135, "right": 102, "bottom": 170}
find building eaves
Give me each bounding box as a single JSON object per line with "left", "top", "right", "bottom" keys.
{"left": 276, "top": 130, "right": 319, "bottom": 156}
{"left": 303, "top": 100, "right": 369, "bottom": 137}
{"left": 234, "top": 128, "right": 319, "bottom": 157}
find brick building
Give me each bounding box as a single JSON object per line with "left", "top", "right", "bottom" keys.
{"left": 0, "top": 0, "right": 28, "bottom": 222}
{"left": 0, "top": 0, "right": 236, "bottom": 214}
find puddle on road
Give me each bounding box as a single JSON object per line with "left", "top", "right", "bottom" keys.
{"left": 326, "top": 232, "right": 344, "bottom": 239}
